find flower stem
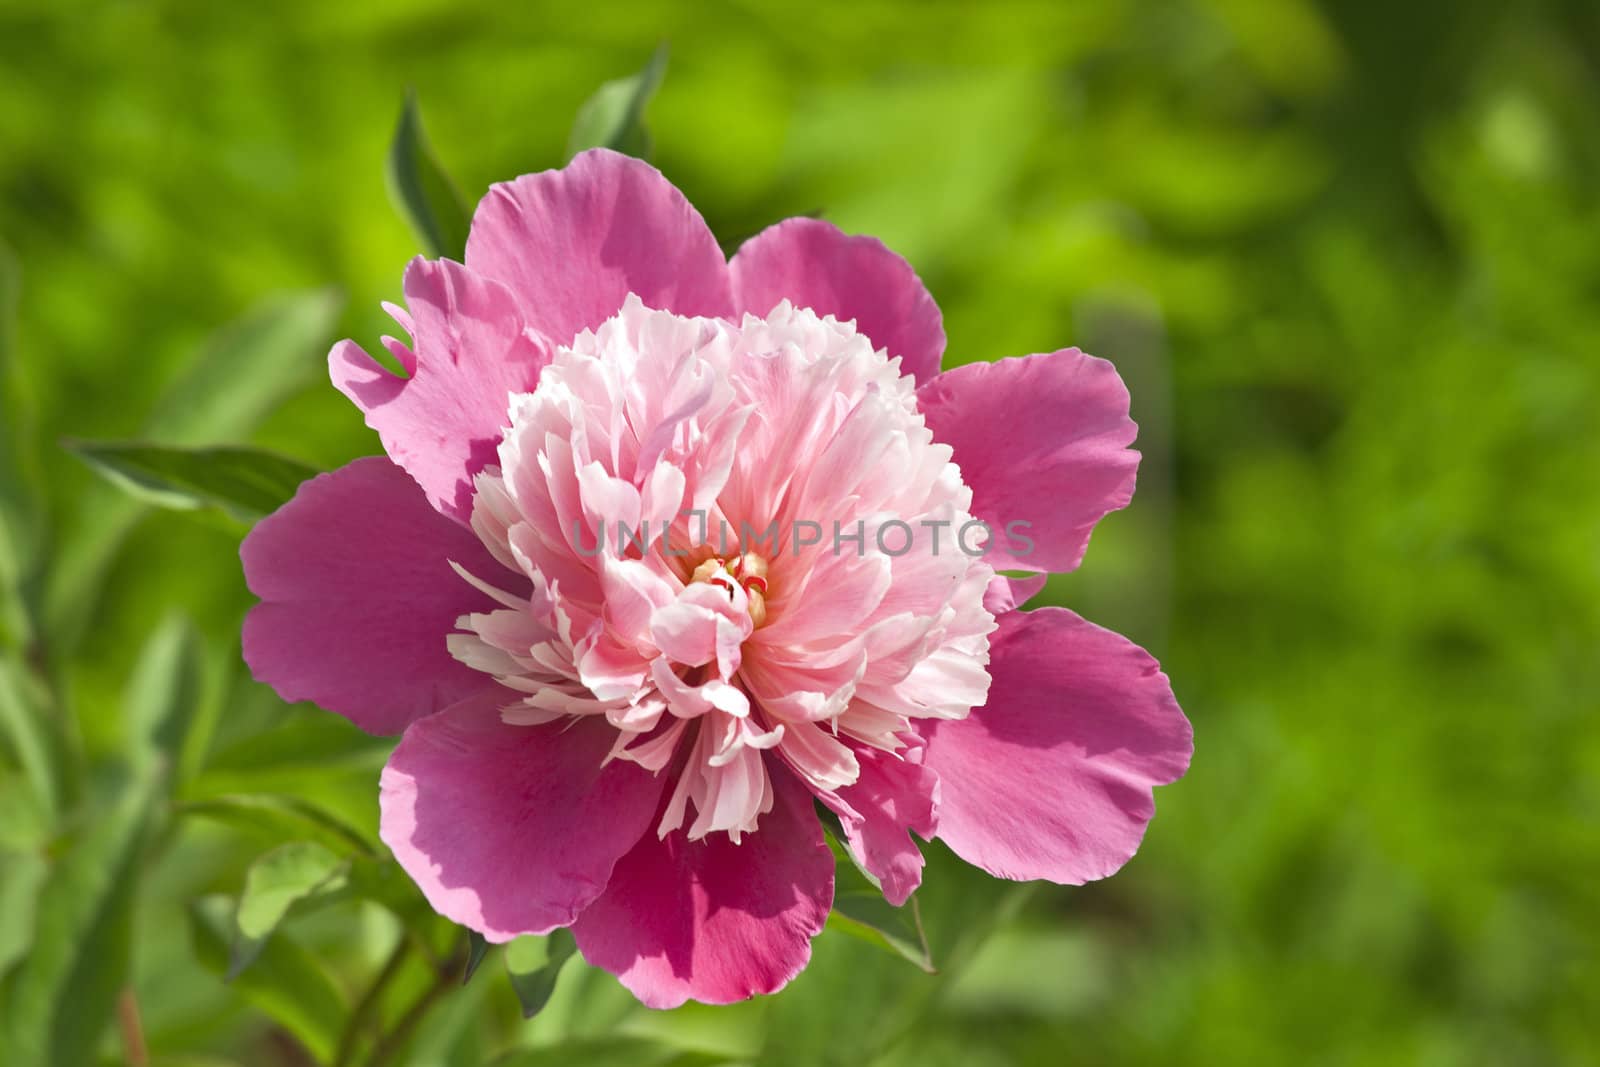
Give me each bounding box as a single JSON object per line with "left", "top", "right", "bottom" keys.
{"left": 332, "top": 935, "right": 411, "bottom": 1067}
{"left": 360, "top": 941, "right": 467, "bottom": 1067}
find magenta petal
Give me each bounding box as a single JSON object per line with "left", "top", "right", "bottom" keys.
{"left": 729, "top": 217, "right": 946, "bottom": 385}
{"left": 572, "top": 766, "right": 833, "bottom": 1008}
{"left": 241, "top": 457, "right": 520, "bottom": 735}
{"left": 917, "top": 349, "right": 1139, "bottom": 572}
{"left": 380, "top": 696, "right": 665, "bottom": 941}
{"left": 983, "top": 573, "right": 1047, "bottom": 615}
{"left": 331, "top": 257, "right": 550, "bottom": 521}
{"left": 465, "top": 148, "right": 733, "bottom": 344}
{"left": 818, "top": 746, "right": 938, "bottom": 906}
{"left": 922, "top": 608, "right": 1191, "bottom": 884}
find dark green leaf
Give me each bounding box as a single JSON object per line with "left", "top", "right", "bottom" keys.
{"left": 123, "top": 614, "right": 204, "bottom": 779}
{"left": 566, "top": 43, "right": 668, "bottom": 161}
{"left": 228, "top": 841, "right": 349, "bottom": 979}
{"left": 816, "top": 806, "right": 935, "bottom": 972}
{"left": 386, "top": 88, "right": 470, "bottom": 259}
{"left": 0, "top": 769, "right": 158, "bottom": 1067}
{"left": 462, "top": 931, "right": 490, "bottom": 985}
{"left": 188, "top": 895, "right": 345, "bottom": 1063}
{"left": 504, "top": 929, "right": 577, "bottom": 1019}
{"left": 65, "top": 440, "right": 318, "bottom": 522}
{"left": 45, "top": 287, "right": 342, "bottom": 644}
{"left": 828, "top": 892, "right": 935, "bottom": 975}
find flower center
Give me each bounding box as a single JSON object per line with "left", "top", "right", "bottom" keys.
{"left": 689, "top": 551, "right": 769, "bottom": 627}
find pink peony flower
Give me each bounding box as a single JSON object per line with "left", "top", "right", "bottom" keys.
{"left": 241, "top": 149, "right": 1192, "bottom": 1008}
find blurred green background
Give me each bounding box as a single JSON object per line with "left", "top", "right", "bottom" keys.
{"left": 3, "top": 0, "right": 1599, "bottom": 1064}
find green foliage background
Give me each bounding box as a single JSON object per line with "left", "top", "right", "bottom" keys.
{"left": 3, "top": 1, "right": 1599, "bottom": 1063}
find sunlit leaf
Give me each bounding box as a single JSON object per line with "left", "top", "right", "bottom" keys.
{"left": 0, "top": 769, "right": 158, "bottom": 1067}
{"left": 65, "top": 440, "right": 318, "bottom": 523}
{"left": 387, "top": 88, "right": 471, "bottom": 259}
{"left": 567, "top": 43, "right": 668, "bottom": 160}
{"left": 504, "top": 929, "right": 577, "bottom": 1019}
{"left": 188, "top": 895, "right": 345, "bottom": 1063}
{"left": 228, "top": 841, "right": 349, "bottom": 979}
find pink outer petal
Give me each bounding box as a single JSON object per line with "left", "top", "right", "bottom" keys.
{"left": 380, "top": 695, "right": 666, "bottom": 942}
{"left": 572, "top": 765, "right": 834, "bottom": 1008}
{"left": 921, "top": 607, "right": 1192, "bottom": 884}
{"left": 917, "top": 349, "right": 1140, "bottom": 573}
{"left": 332, "top": 257, "right": 550, "bottom": 521}
{"left": 465, "top": 148, "right": 734, "bottom": 345}
{"left": 983, "top": 573, "right": 1047, "bottom": 615}
{"left": 729, "top": 217, "right": 945, "bottom": 385}
{"left": 241, "top": 457, "right": 520, "bottom": 735}
{"left": 817, "top": 746, "right": 939, "bottom": 906}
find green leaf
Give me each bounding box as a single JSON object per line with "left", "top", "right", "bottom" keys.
{"left": 174, "top": 792, "right": 374, "bottom": 855}
{"left": 229, "top": 841, "right": 349, "bottom": 979}
{"left": 462, "top": 930, "right": 490, "bottom": 985}
{"left": 816, "top": 805, "right": 935, "bottom": 972}
{"left": 45, "top": 287, "right": 342, "bottom": 646}
{"left": 504, "top": 928, "right": 577, "bottom": 1019}
{"left": 65, "top": 440, "right": 319, "bottom": 523}
{"left": 0, "top": 655, "right": 62, "bottom": 825}
{"left": 0, "top": 769, "right": 158, "bottom": 1067}
{"left": 566, "top": 43, "right": 668, "bottom": 161}
{"left": 188, "top": 895, "right": 345, "bottom": 1063}
{"left": 386, "top": 88, "right": 470, "bottom": 259}
{"left": 123, "top": 614, "right": 204, "bottom": 779}
{"left": 828, "top": 891, "right": 935, "bottom": 975}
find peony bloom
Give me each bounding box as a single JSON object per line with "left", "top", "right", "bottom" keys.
{"left": 241, "top": 149, "right": 1192, "bottom": 1008}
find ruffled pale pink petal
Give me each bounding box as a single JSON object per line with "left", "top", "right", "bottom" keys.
{"left": 241, "top": 457, "right": 519, "bottom": 735}
{"left": 729, "top": 217, "right": 945, "bottom": 385}
{"left": 917, "top": 349, "right": 1139, "bottom": 572}
{"left": 331, "top": 257, "right": 550, "bottom": 521}
{"left": 921, "top": 607, "right": 1191, "bottom": 884}
{"left": 818, "top": 743, "right": 939, "bottom": 905}
{"left": 380, "top": 695, "right": 665, "bottom": 942}
{"left": 571, "top": 768, "right": 833, "bottom": 1008}
{"left": 465, "top": 148, "right": 733, "bottom": 345}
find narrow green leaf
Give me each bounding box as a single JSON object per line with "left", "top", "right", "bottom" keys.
{"left": 188, "top": 895, "right": 346, "bottom": 1063}
{"left": 45, "top": 287, "right": 343, "bottom": 646}
{"left": 386, "top": 88, "right": 470, "bottom": 259}
{"left": 65, "top": 441, "right": 318, "bottom": 523}
{"left": 504, "top": 929, "right": 577, "bottom": 1019}
{"left": 229, "top": 841, "right": 348, "bottom": 979}
{"left": 462, "top": 930, "right": 490, "bottom": 985}
{"left": 828, "top": 892, "right": 936, "bottom": 975}
{"left": 0, "top": 655, "right": 61, "bottom": 824}
{"left": 123, "top": 614, "right": 204, "bottom": 779}
{"left": 816, "top": 804, "right": 935, "bottom": 972}
{"left": 1, "top": 769, "right": 158, "bottom": 1067}
{"left": 174, "top": 792, "right": 374, "bottom": 855}
{"left": 566, "top": 43, "right": 668, "bottom": 161}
